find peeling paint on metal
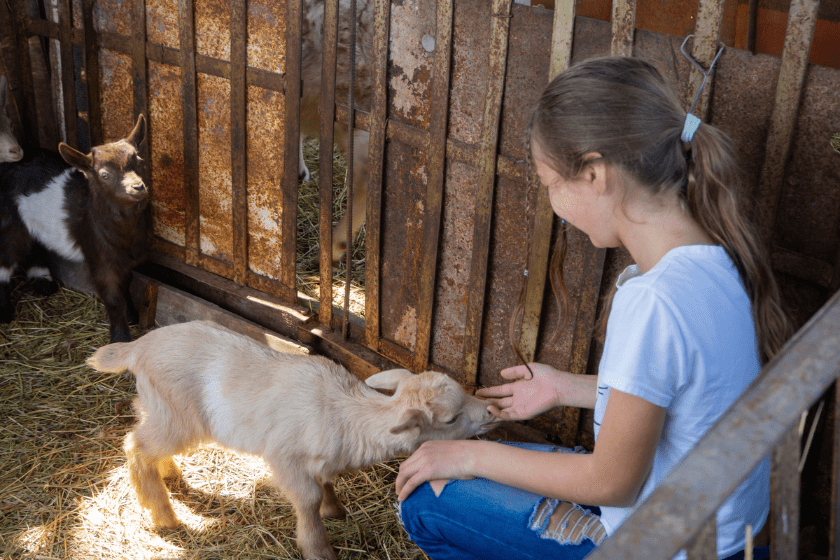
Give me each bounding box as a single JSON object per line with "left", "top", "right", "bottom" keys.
{"left": 246, "top": 85, "right": 285, "bottom": 279}
{"left": 98, "top": 49, "right": 134, "bottom": 142}
{"left": 247, "top": 0, "right": 286, "bottom": 73}
{"left": 197, "top": 72, "right": 233, "bottom": 262}
{"left": 394, "top": 305, "right": 418, "bottom": 350}
{"left": 388, "top": 0, "right": 433, "bottom": 127}
{"left": 148, "top": 60, "right": 186, "bottom": 246}
{"left": 195, "top": 0, "right": 231, "bottom": 61}
{"left": 147, "top": 0, "right": 179, "bottom": 50}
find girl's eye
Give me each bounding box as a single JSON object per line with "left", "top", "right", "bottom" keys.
{"left": 445, "top": 414, "right": 460, "bottom": 425}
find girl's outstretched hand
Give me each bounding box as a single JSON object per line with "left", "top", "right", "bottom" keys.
{"left": 395, "top": 440, "right": 483, "bottom": 502}
{"left": 475, "top": 363, "right": 562, "bottom": 421}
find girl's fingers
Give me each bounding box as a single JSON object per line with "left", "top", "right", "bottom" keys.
{"left": 500, "top": 364, "right": 531, "bottom": 381}
{"left": 475, "top": 384, "right": 513, "bottom": 398}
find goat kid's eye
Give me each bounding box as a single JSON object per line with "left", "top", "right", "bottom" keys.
{"left": 99, "top": 171, "right": 110, "bottom": 180}
{"left": 445, "top": 414, "right": 460, "bottom": 425}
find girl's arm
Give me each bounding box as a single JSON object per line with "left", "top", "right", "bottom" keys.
{"left": 395, "top": 388, "right": 666, "bottom": 506}
{"left": 476, "top": 363, "right": 599, "bottom": 420}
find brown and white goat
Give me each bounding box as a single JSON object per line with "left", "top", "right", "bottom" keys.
{"left": 0, "top": 76, "right": 23, "bottom": 162}
{"left": 86, "top": 320, "right": 498, "bottom": 560}
{"left": 0, "top": 114, "right": 150, "bottom": 342}
{"left": 299, "top": 0, "right": 374, "bottom": 263}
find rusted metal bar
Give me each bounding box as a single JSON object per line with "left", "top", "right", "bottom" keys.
{"left": 462, "top": 0, "right": 514, "bottom": 382}
{"left": 559, "top": 235, "right": 607, "bottom": 444}
{"left": 230, "top": 0, "right": 248, "bottom": 284}
{"left": 57, "top": 0, "right": 78, "bottom": 147}
{"left": 131, "top": 0, "right": 150, "bottom": 188}
{"left": 770, "top": 426, "right": 801, "bottom": 560}
{"left": 518, "top": 0, "right": 574, "bottom": 365}
{"left": 755, "top": 0, "right": 819, "bottom": 248}
{"left": 178, "top": 0, "right": 200, "bottom": 267}
{"left": 282, "top": 0, "right": 303, "bottom": 294}
{"left": 30, "top": 21, "right": 287, "bottom": 94}
{"left": 10, "top": 0, "right": 39, "bottom": 148}
{"left": 414, "top": 0, "right": 454, "bottom": 372}
{"left": 317, "top": 0, "right": 339, "bottom": 327}
{"left": 688, "top": 0, "right": 726, "bottom": 121}
{"left": 610, "top": 0, "right": 636, "bottom": 56}
{"left": 831, "top": 382, "right": 840, "bottom": 560}
{"left": 363, "top": 0, "right": 390, "bottom": 351}
{"left": 82, "top": 0, "right": 102, "bottom": 146}
{"left": 341, "top": 0, "right": 358, "bottom": 341}
{"left": 685, "top": 516, "right": 717, "bottom": 560}
{"left": 586, "top": 286, "right": 840, "bottom": 560}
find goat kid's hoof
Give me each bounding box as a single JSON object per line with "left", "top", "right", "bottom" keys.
{"left": 31, "top": 278, "right": 58, "bottom": 296}
{"left": 301, "top": 544, "right": 337, "bottom": 560}
{"left": 150, "top": 510, "right": 180, "bottom": 530}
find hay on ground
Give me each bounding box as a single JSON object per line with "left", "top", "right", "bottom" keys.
{"left": 296, "top": 137, "right": 367, "bottom": 319}
{"left": 0, "top": 282, "right": 426, "bottom": 559}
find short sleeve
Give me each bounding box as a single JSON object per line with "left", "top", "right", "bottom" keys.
{"left": 598, "top": 283, "right": 688, "bottom": 409}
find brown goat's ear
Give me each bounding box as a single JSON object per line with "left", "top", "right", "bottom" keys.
{"left": 126, "top": 113, "right": 146, "bottom": 148}
{"left": 390, "top": 409, "right": 429, "bottom": 434}
{"left": 58, "top": 142, "right": 93, "bottom": 173}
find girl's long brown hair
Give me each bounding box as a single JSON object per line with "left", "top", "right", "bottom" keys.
{"left": 512, "top": 56, "right": 792, "bottom": 365}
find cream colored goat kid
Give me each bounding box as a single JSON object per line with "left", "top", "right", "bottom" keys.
{"left": 86, "top": 320, "right": 497, "bottom": 560}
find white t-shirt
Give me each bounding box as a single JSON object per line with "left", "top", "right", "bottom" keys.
{"left": 593, "top": 245, "right": 769, "bottom": 559}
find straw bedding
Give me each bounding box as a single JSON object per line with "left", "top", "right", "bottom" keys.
{"left": 0, "top": 282, "right": 427, "bottom": 559}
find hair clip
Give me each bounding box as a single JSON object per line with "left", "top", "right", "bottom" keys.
{"left": 679, "top": 35, "right": 725, "bottom": 143}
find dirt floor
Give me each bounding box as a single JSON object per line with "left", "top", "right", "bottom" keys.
{"left": 0, "top": 282, "right": 427, "bottom": 559}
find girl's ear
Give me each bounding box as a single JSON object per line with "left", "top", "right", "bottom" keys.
{"left": 580, "top": 152, "right": 607, "bottom": 193}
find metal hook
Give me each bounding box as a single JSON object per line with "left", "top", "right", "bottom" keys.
{"left": 680, "top": 34, "right": 725, "bottom": 116}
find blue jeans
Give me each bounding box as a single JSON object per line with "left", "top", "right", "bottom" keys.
{"left": 398, "top": 442, "right": 598, "bottom": 560}
{"left": 398, "top": 441, "right": 770, "bottom": 560}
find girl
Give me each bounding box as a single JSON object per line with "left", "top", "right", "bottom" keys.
{"left": 395, "top": 56, "right": 792, "bottom": 560}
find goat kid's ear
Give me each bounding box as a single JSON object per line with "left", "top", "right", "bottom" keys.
{"left": 58, "top": 143, "right": 93, "bottom": 173}
{"left": 365, "top": 368, "right": 415, "bottom": 391}
{"left": 126, "top": 114, "right": 146, "bottom": 149}
{"left": 389, "top": 408, "right": 429, "bottom": 435}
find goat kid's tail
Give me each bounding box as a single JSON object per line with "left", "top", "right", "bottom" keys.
{"left": 86, "top": 342, "right": 135, "bottom": 375}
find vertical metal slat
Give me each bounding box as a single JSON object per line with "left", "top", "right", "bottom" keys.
{"left": 688, "top": 0, "right": 726, "bottom": 121}
{"left": 462, "top": 0, "right": 514, "bottom": 383}
{"left": 317, "top": 0, "right": 339, "bottom": 327}
{"left": 82, "top": 0, "right": 103, "bottom": 146}
{"left": 414, "top": 0, "right": 453, "bottom": 373}
{"left": 685, "top": 516, "right": 717, "bottom": 560}
{"left": 363, "top": 0, "right": 390, "bottom": 350}
{"left": 57, "top": 0, "right": 79, "bottom": 147}
{"left": 282, "top": 0, "right": 303, "bottom": 293}
{"left": 178, "top": 0, "right": 200, "bottom": 266}
{"left": 755, "top": 0, "right": 820, "bottom": 247}
{"left": 770, "top": 426, "right": 801, "bottom": 560}
{"left": 231, "top": 0, "right": 248, "bottom": 284}
{"left": 10, "top": 0, "right": 39, "bottom": 148}
{"left": 830, "top": 382, "right": 840, "bottom": 560}
{"left": 518, "top": 0, "right": 575, "bottom": 363}
{"left": 611, "top": 0, "right": 636, "bottom": 57}
{"left": 132, "top": 0, "right": 150, "bottom": 190}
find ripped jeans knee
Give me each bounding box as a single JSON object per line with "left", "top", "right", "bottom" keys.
{"left": 529, "top": 499, "right": 607, "bottom": 547}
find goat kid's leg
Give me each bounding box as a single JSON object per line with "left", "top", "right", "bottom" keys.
{"left": 120, "top": 273, "right": 139, "bottom": 326}
{"left": 319, "top": 480, "right": 347, "bottom": 519}
{"left": 0, "top": 266, "right": 14, "bottom": 323}
{"left": 94, "top": 271, "right": 132, "bottom": 342}
{"left": 299, "top": 136, "right": 312, "bottom": 182}
{"left": 273, "top": 470, "right": 336, "bottom": 560}
{"left": 157, "top": 456, "right": 182, "bottom": 481}
{"left": 25, "top": 243, "right": 58, "bottom": 296}
{"left": 331, "top": 129, "right": 370, "bottom": 264}
{"left": 125, "top": 431, "right": 180, "bottom": 528}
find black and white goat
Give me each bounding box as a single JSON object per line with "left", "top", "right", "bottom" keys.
{"left": 0, "top": 114, "right": 150, "bottom": 342}
{"left": 0, "top": 76, "right": 23, "bottom": 163}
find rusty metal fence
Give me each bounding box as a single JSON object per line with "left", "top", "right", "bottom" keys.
{"left": 2, "top": 0, "right": 839, "bottom": 555}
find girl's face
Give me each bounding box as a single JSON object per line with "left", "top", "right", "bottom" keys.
{"left": 531, "top": 142, "right": 621, "bottom": 248}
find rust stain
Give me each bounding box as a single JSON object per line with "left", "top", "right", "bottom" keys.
{"left": 247, "top": 0, "right": 286, "bottom": 73}
{"left": 388, "top": 0, "right": 434, "bottom": 129}
{"left": 97, "top": 49, "right": 133, "bottom": 142}
{"left": 246, "top": 85, "right": 285, "bottom": 279}
{"left": 92, "top": 0, "right": 132, "bottom": 36}
{"left": 197, "top": 73, "right": 233, "bottom": 262}
{"left": 195, "top": 0, "right": 231, "bottom": 61}
{"left": 148, "top": 60, "right": 186, "bottom": 246}
{"left": 394, "top": 306, "right": 418, "bottom": 350}
{"left": 146, "top": 0, "right": 179, "bottom": 50}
